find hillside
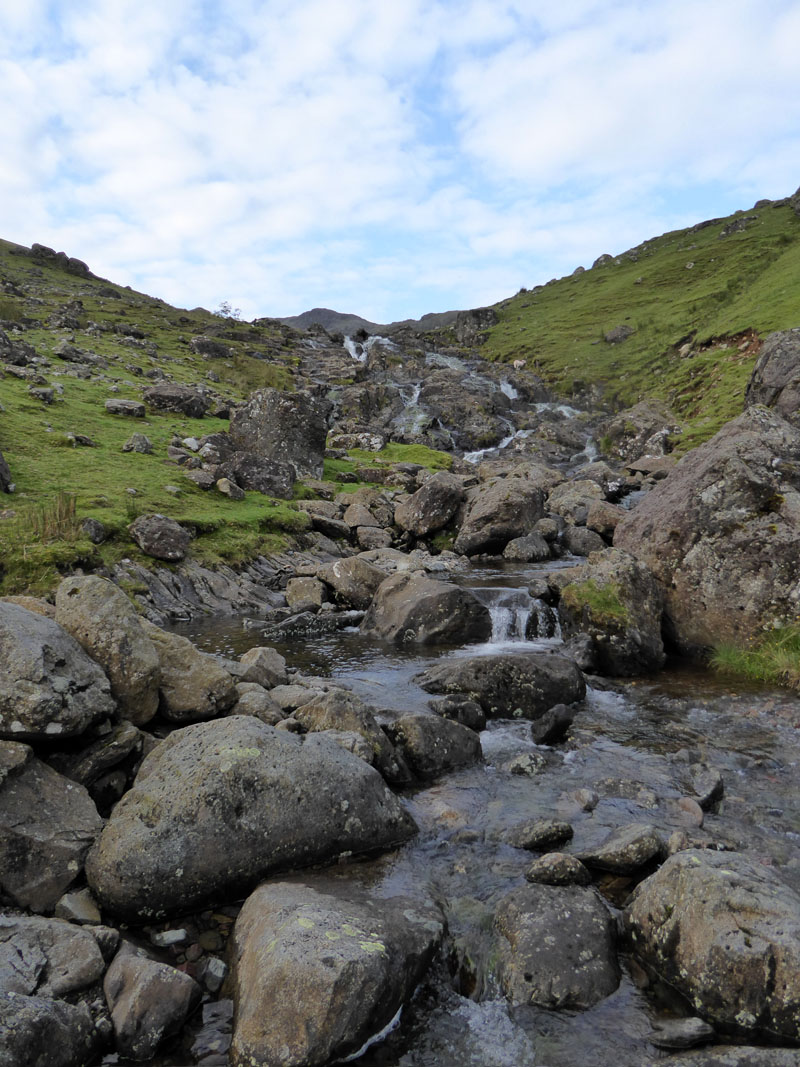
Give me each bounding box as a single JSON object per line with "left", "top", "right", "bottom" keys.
{"left": 280, "top": 306, "right": 462, "bottom": 335}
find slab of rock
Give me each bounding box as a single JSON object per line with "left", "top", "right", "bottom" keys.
{"left": 230, "top": 881, "right": 443, "bottom": 1067}
{"left": 454, "top": 476, "right": 546, "bottom": 555}
{"left": 230, "top": 388, "right": 330, "bottom": 479}
{"left": 503, "top": 532, "right": 551, "bottom": 562}
{"left": 104, "top": 946, "right": 201, "bottom": 1060}
{"left": 0, "top": 602, "right": 115, "bottom": 741}
{"left": 0, "top": 742, "right": 103, "bottom": 912}
{"left": 55, "top": 576, "right": 160, "bottom": 725}
{"left": 579, "top": 823, "right": 666, "bottom": 874}
{"left": 285, "top": 576, "right": 328, "bottom": 613}
{"left": 142, "top": 383, "right": 209, "bottom": 418}
{"left": 0, "top": 915, "right": 105, "bottom": 998}
{"left": 384, "top": 714, "right": 481, "bottom": 781}
{"left": 494, "top": 883, "right": 619, "bottom": 1009}
{"left": 86, "top": 716, "right": 417, "bottom": 919}
{"left": 745, "top": 328, "right": 800, "bottom": 427}
{"left": 361, "top": 571, "right": 491, "bottom": 645}
{"left": 142, "top": 622, "right": 237, "bottom": 722}
{"left": 105, "top": 398, "right": 145, "bottom": 417}
{"left": 625, "top": 849, "right": 800, "bottom": 1040}
{"left": 416, "top": 652, "right": 585, "bottom": 721}
{"left": 0, "top": 992, "right": 101, "bottom": 1067}
{"left": 318, "top": 556, "right": 387, "bottom": 610}
{"left": 615, "top": 407, "right": 800, "bottom": 650}
{"left": 129, "top": 513, "right": 191, "bottom": 562}
{"left": 394, "top": 471, "right": 464, "bottom": 537}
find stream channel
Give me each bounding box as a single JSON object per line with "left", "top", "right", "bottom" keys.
{"left": 124, "top": 557, "right": 800, "bottom": 1067}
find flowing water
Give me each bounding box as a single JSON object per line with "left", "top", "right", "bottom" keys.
{"left": 154, "top": 560, "right": 800, "bottom": 1067}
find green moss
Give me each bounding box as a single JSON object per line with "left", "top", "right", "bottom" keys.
{"left": 710, "top": 625, "right": 800, "bottom": 691}
{"left": 561, "top": 578, "right": 630, "bottom": 625}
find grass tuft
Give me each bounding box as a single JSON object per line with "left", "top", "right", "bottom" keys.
{"left": 710, "top": 626, "right": 800, "bottom": 691}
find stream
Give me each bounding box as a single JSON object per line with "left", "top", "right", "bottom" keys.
{"left": 144, "top": 561, "right": 800, "bottom": 1067}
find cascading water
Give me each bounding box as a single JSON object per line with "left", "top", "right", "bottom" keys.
{"left": 343, "top": 334, "right": 397, "bottom": 363}
{"left": 499, "top": 379, "right": 518, "bottom": 400}
{"left": 466, "top": 582, "right": 561, "bottom": 646}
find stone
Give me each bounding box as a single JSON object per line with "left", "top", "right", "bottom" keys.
{"left": 0, "top": 602, "right": 116, "bottom": 741}
{"left": 0, "top": 743, "right": 103, "bottom": 912}
{"left": 579, "top": 823, "right": 666, "bottom": 874}
{"left": 0, "top": 915, "right": 105, "bottom": 997}
{"left": 384, "top": 714, "right": 482, "bottom": 781}
{"left": 745, "top": 328, "right": 800, "bottom": 426}
{"left": 393, "top": 471, "right": 464, "bottom": 537}
{"left": 504, "top": 819, "right": 573, "bottom": 851}
{"left": 121, "top": 432, "right": 153, "bottom": 453}
{"left": 285, "top": 577, "right": 327, "bottom": 614}
{"left": 190, "top": 335, "right": 229, "bottom": 358}
{"left": 230, "top": 881, "right": 443, "bottom": 1067}
{"left": 494, "top": 884, "right": 619, "bottom": 1009}
{"left": 454, "top": 476, "right": 546, "bottom": 555}
{"left": 317, "top": 556, "right": 387, "bottom": 610}
{"left": 416, "top": 652, "right": 586, "bottom": 722}
{"left": 54, "top": 888, "right": 101, "bottom": 926}
{"left": 0, "top": 993, "right": 101, "bottom": 1067}
{"left": 216, "top": 476, "right": 245, "bottom": 500}
{"left": 640, "top": 1049, "right": 800, "bottom": 1066}
{"left": 104, "top": 947, "right": 202, "bottom": 1060}
{"left": 143, "top": 383, "right": 209, "bottom": 418}
{"left": 361, "top": 571, "right": 491, "bottom": 645}
{"left": 502, "top": 533, "right": 551, "bottom": 562}
{"left": 230, "top": 388, "right": 330, "bottom": 479}
{"left": 601, "top": 399, "right": 681, "bottom": 462}
{"left": 562, "top": 525, "right": 606, "bottom": 556}
{"left": 525, "top": 853, "right": 592, "bottom": 886}
{"left": 81, "top": 517, "right": 106, "bottom": 543}
{"left": 142, "top": 621, "right": 237, "bottom": 722}
{"left": 86, "top": 716, "right": 417, "bottom": 919}
{"left": 0, "top": 450, "right": 12, "bottom": 493}
{"left": 217, "top": 451, "right": 296, "bottom": 498}
{"left": 234, "top": 683, "right": 284, "bottom": 725}
{"left": 356, "top": 525, "right": 393, "bottom": 549}
{"left": 529, "top": 701, "right": 576, "bottom": 744}
{"left": 48, "top": 720, "right": 143, "bottom": 793}
{"left": 690, "top": 763, "right": 725, "bottom": 810}
{"left": 604, "top": 324, "right": 635, "bottom": 344}
{"left": 129, "top": 513, "right": 191, "bottom": 562}
{"left": 105, "top": 397, "right": 145, "bottom": 417}
{"left": 55, "top": 576, "right": 160, "bottom": 725}
{"left": 428, "top": 695, "right": 486, "bottom": 731}
{"left": 238, "top": 645, "right": 288, "bottom": 689}
{"left": 625, "top": 849, "right": 800, "bottom": 1041}
{"left": 546, "top": 478, "right": 604, "bottom": 524}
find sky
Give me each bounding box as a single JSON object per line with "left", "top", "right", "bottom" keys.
{"left": 1, "top": 0, "right": 799, "bottom": 324}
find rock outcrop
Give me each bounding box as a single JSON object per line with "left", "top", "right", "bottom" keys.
{"left": 745, "top": 328, "right": 800, "bottom": 427}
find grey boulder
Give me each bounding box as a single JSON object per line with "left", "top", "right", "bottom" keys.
{"left": 142, "top": 621, "right": 237, "bottom": 722}
{"left": 454, "top": 476, "right": 546, "bottom": 555}
{"left": 361, "top": 571, "right": 491, "bottom": 645}
{"left": 230, "top": 387, "right": 330, "bottom": 479}
{"left": 0, "top": 915, "right": 105, "bottom": 998}
{"left": 393, "top": 471, "right": 464, "bottom": 537}
{"left": 129, "top": 513, "right": 191, "bottom": 562}
{"left": 384, "top": 714, "right": 482, "bottom": 781}
{"left": 0, "top": 993, "right": 101, "bottom": 1067}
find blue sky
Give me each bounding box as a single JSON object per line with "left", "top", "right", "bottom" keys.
{"left": 2, "top": 0, "right": 799, "bottom": 323}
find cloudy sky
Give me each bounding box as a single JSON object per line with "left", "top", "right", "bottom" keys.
{"left": 2, "top": 0, "right": 799, "bottom": 323}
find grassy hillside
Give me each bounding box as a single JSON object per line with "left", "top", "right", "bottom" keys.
{"left": 480, "top": 198, "right": 800, "bottom": 448}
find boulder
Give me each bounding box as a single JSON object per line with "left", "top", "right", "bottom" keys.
{"left": 384, "top": 714, "right": 482, "bottom": 780}
{"left": 142, "top": 383, "right": 209, "bottom": 418}
{"left": 285, "top": 576, "right": 328, "bottom": 613}
{"left": 361, "top": 571, "right": 491, "bottom": 645}
{"left": 557, "top": 548, "right": 666, "bottom": 675}
{"left": 502, "top": 533, "right": 551, "bottom": 562}
{"left": 615, "top": 407, "right": 800, "bottom": 650}
{"left": 217, "top": 451, "right": 296, "bottom": 498}
{"left": 393, "top": 471, "right": 464, "bottom": 537}
{"left": 190, "top": 335, "right": 229, "bottom": 359}
{"left": 104, "top": 946, "right": 201, "bottom": 1060}
{"left": 0, "top": 993, "right": 101, "bottom": 1067}
{"left": 121, "top": 432, "right": 153, "bottom": 454}
{"left": 578, "top": 823, "right": 666, "bottom": 874}
{"left": 238, "top": 645, "right": 288, "bottom": 689}
{"left": 547, "top": 478, "right": 605, "bottom": 524}
{"left": 454, "top": 476, "right": 546, "bottom": 555}
{"left": 105, "top": 398, "right": 145, "bottom": 417}
{"left": 0, "top": 742, "right": 103, "bottom": 912}
{"left": 562, "top": 525, "right": 606, "bottom": 556}
{"left": 625, "top": 849, "right": 800, "bottom": 1041}
{"left": 525, "top": 853, "right": 592, "bottom": 886}
{"left": 129, "top": 513, "right": 191, "bottom": 562}
{"left": 494, "top": 884, "right": 619, "bottom": 1009}
{"left": 233, "top": 683, "right": 284, "bottom": 725}
{"left": 416, "top": 652, "right": 586, "bottom": 721}
{"left": 230, "top": 881, "right": 443, "bottom": 1067}
{"left": 317, "top": 556, "right": 386, "bottom": 610}
{"left": 141, "top": 622, "right": 237, "bottom": 722}
{"left": 0, "top": 602, "right": 116, "bottom": 741}
{"left": 504, "top": 819, "right": 573, "bottom": 851}
{"left": 745, "top": 328, "right": 800, "bottom": 427}
{"left": 601, "top": 399, "right": 681, "bottom": 462}
{"left": 0, "top": 450, "right": 12, "bottom": 493}
{"left": 0, "top": 915, "right": 105, "bottom": 997}
{"left": 55, "top": 577, "right": 160, "bottom": 725}
{"left": 85, "top": 716, "right": 417, "bottom": 919}
{"left": 230, "top": 388, "right": 330, "bottom": 479}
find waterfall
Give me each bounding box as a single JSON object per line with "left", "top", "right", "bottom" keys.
{"left": 500, "top": 379, "right": 518, "bottom": 400}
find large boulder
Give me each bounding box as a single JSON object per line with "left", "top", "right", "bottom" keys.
{"left": 615, "top": 407, "right": 800, "bottom": 650}
{"left": 0, "top": 603, "right": 116, "bottom": 741}
{"left": 557, "top": 548, "right": 666, "bottom": 675}
{"left": 141, "top": 621, "right": 237, "bottom": 722}
{"left": 317, "top": 556, "right": 386, "bottom": 610}
{"left": 454, "top": 476, "right": 546, "bottom": 555}
{"left": 0, "top": 993, "right": 102, "bottom": 1067}
{"left": 0, "top": 915, "right": 105, "bottom": 998}
{"left": 230, "top": 388, "right": 330, "bottom": 479}
{"left": 128, "top": 513, "right": 191, "bottom": 562}
{"left": 55, "top": 577, "right": 160, "bottom": 726}
{"left": 230, "top": 881, "right": 444, "bottom": 1067}
{"left": 85, "top": 716, "right": 417, "bottom": 919}
{"left": 625, "top": 849, "right": 800, "bottom": 1041}
{"left": 745, "top": 328, "right": 800, "bottom": 427}
{"left": 416, "top": 652, "right": 585, "bottom": 721}
{"left": 384, "top": 714, "right": 482, "bottom": 780}
{"left": 0, "top": 742, "right": 103, "bottom": 912}
{"left": 494, "top": 884, "right": 619, "bottom": 1009}
{"left": 601, "top": 399, "right": 681, "bottom": 462}
{"left": 361, "top": 571, "right": 491, "bottom": 645}
{"left": 142, "top": 383, "right": 209, "bottom": 418}
{"left": 216, "top": 451, "right": 296, "bottom": 498}
{"left": 393, "top": 471, "right": 464, "bottom": 536}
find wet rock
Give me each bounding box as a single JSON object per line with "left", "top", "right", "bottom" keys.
{"left": 230, "top": 881, "right": 444, "bottom": 1067}
{"left": 416, "top": 652, "right": 586, "bottom": 722}
{"left": 745, "top": 328, "right": 800, "bottom": 427}
{"left": 394, "top": 471, "right": 464, "bottom": 537}
{"left": 494, "top": 884, "right": 619, "bottom": 1009}
{"left": 529, "top": 701, "right": 576, "bottom": 744}
{"left": 384, "top": 714, "right": 482, "bottom": 781}
{"left": 285, "top": 576, "right": 327, "bottom": 613}
{"left": 142, "top": 383, "right": 209, "bottom": 418}
{"left": 0, "top": 602, "right": 116, "bottom": 741}
{"left": 317, "top": 556, "right": 387, "bottom": 610}
{"left": 428, "top": 695, "right": 486, "bottom": 731}
{"left": 230, "top": 387, "right": 330, "bottom": 479}
{"left": 615, "top": 407, "right": 800, "bottom": 650}
{"left": 86, "top": 716, "right": 417, "bottom": 919}
{"left": 142, "top": 621, "right": 237, "bottom": 722}
{"left": 361, "top": 571, "right": 491, "bottom": 645}
{"left": 649, "top": 1016, "right": 716, "bottom": 1050}
{"left": 238, "top": 645, "right": 288, "bottom": 689}
{"left": 504, "top": 819, "right": 573, "bottom": 851}
{"left": 129, "top": 513, "right": 191, "bottom": 562}
{"left": 0, "top": 992, "right": 101, "bottom": 1067}
{"left": 579, "top": 823, "right": 666, "bottom": 875}
{"left": 104, "top": 946, "right": 201, "bottom": 1061}
{"left": 691, "top": 763, "right": 725, "bottom": 810}
{"left": 625, "top": 849, "right": 800, "bottom": 1041}
{"left": 0, "top": 915, "right": 105, "bottom": 997}
{"left": 574, "top": 788, "right": 599, "bottom": 811}
{"left": 678, "top": 796, "right": 705, "bottom": 827}
{"left": 55, "top": 576, "right": 160, "bottom": 725}
{"left": 502, "top": 532, "right": 551, "bottom": 562}
{"left": 525, "top": 853, "right": 592, "bottom": 886}
{"left": 454, "top": 476, "right": 546, "bottom": 556}
{"left": 641, "top": 1048, "right": 800, "bottom": 1066}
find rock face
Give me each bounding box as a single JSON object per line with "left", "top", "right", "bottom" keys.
{"left": 745, "top": 328, "right": 800, "bottom": 427}
{"left": 129, "top": 513, "right": 192, "bottom": 562}
{"left": 86, "top": 716, "right": 417, "bottom": 919}
{"left": 393, "top": 471, "right": 464, "bottom": 536}
{"left": 0, "top": 743, "right": 103, "bottom": 912}
{"left": 494, "top": 884, "right": 619, "bottom": 1009}
{"left": 230, "top": 388, "right": 330, "bottom": 479}
{"left": 615, "top": 407, "right": 800, "bottom": 650}
{"left": 55, "top": 576, "right": 160, "bottom": 725}
{"left": 0, "top": 992, "right": 101, "bottom": 1067}
{"left": 142, "top": 622, "right": 237, "bottom": 722}
{"left": 230, "top": 881, "right": 444, "bottom": 1067}
{"left": 0, "top": 602, "right": 116, "bottom": 741}
{"left": 416, "top": 652, "right": 586, "bottom": 721}
{"left": 454, "top": 477, "right": 546, "bottom": 555}
{"left": 361, "top": 571, "right": 491, "bottom": 645}
{"left": 625, "top": 849, "right": 800, "bottom": 1041}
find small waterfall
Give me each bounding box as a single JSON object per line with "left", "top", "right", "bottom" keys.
{"left": 500, "top": 379, "right": 518, "bottom": 400}
{"left": 343, "top": 334, "right": 396, "bottom": 363}
{"left": 526, "top": 599, "right": 562, "bottom": 640}
{"left": 401, "top": 383, "right": 421, "bottom": 407}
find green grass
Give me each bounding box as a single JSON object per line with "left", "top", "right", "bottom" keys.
{"left": 710, "top": 626, "right": 800, "bottom": 691}
{"left": 474, "top": 201, "right": 800, "bottom": 447}
{"left": 561, "top": 578, "right": 630, "bottom": 625}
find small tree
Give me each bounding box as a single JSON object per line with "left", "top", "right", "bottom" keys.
{"left": 214, "top": 300, "right": 242, "bottom": 321}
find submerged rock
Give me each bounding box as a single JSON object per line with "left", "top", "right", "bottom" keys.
{"left": 384, "top": 713, "right": 482, "bottom": 781}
